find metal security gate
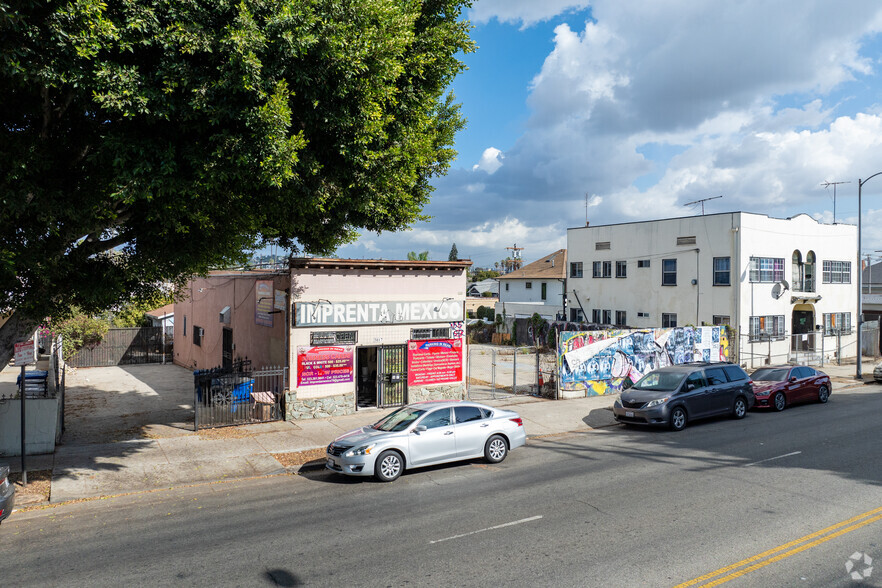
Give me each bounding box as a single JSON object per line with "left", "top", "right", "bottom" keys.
{"left": 378, "top": 345, "right": 407, "bottom": 407}
{"left": 68, "top": 326, "right": 172, "bottom": 367}
{"left": 194, "top": 362, "right": 287, "bottom": 429}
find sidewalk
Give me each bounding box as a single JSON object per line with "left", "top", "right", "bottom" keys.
{"left": 6, "top": 359, "right": 879, "bottom": 511}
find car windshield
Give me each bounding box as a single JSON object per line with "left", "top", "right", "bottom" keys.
{"left": 632, "top": 371, "right": 686, "bottom": 391}
{"left": 372, "top": 407, "right": 426, "bottom": 432}
{"left": 751, "top": 368, "right": 790, "bottom": 381}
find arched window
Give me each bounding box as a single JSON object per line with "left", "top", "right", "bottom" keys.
{"left": 792, "top": 250, "right": 803, "bottom": 291}
{"left": 804, "top": 251, "right": 816, "bottom": 292}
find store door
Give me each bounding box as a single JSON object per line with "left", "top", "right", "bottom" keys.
{"left": 378, "top": 345, "right": 408, "bottom": 408}
{"left": 356, "top": 347, "right": 378, "bottom": 409}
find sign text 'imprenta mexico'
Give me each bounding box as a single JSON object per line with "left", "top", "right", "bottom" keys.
{"left": 294, "top": 300, "right": 463, "bottom": 326}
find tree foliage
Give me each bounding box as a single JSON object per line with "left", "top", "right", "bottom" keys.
{"left": 448, "top": 243, "right": 458, "bottom": 261}
{"left": 49, "top": 311, "right": 111, "bottom": 361}
{"left": 407, "top": 250, "right": 429, "bottom": 260}
{"left": 0, "top": 0, "right": 475, "bottom": 361}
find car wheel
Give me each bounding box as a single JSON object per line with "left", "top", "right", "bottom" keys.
{"left": 669, "top": 406, "right": 687, "bottom": 431}
{"left": 772, "top": 391, "right": 786, "bottom": 412}
{"left": 484, "top": 435, "right": 508, "bottom": 464}
{"left": 733, "top": 396, "right": 748, "bottom": 419}
{"left": 818, "top": 385, "right": 830, "bottom": 404}
{"left": 374, "top": 450, "right": 403, "bottom": 482}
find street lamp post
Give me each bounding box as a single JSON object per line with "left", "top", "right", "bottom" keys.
{"left": 856, "top": 172, "right": 882, "bottom": 380}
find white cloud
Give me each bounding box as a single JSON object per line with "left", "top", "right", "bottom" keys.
{"left": 472, "top": 147, "right": 505, "bottom": 174}
{"left": 470, "top": 0, "right": 591, "bottom": 28}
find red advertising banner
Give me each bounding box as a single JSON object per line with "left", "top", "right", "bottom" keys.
{"left": 407, "top": 339, "right": 463, "bottom": 386}
{"left": 297, "top": 345, "right": 354, "bottom": 386}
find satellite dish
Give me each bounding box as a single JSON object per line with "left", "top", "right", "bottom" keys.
{"left": 780, "top": 280, "right": 790, "bottom": 291}
{"left": 771, "top": 283, "right": 783, "bottom": 299}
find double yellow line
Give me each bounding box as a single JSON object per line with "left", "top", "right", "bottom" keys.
{"left": 675, "top": 505, "right": 882, "bottom": 587}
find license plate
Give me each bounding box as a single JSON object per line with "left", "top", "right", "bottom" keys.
{"left": 327, "top": 458, "right": 336, "bottom": 467}
{"left": 625, "top": 411, "right": 634, "bottom": 418}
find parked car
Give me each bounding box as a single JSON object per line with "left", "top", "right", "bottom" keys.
{"left": 0, "top": 465, "right": 15, "bottom": 525}
{"left": 750, "top": 365, "right": 831, "bottom": 411}
{"left": 326, "top": 400, "right": 526, "bottom": 482}
{"left": 613, "top": 362, "right": 755, "bottom": 431}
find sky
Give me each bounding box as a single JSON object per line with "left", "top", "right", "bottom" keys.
{"left": 330, "top": 0, "right": 882, "bottom": 269}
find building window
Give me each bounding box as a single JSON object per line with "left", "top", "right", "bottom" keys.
{"left": 505, "top": 283, "right": 509, "bottom": 291}
{"left": 662, "top": 313, "right": 677, "bottom": 328}
{"left": 570, "top": 262, "right": 583, "bottom": 278}
{"left": 637, "top": 311, "right": 649, "bottom": 318}
{"left": 310, "top": 331, "right": 357, "bottom": 345}
{"left": 525, "top": 282, "right": 532, "bottom": 289}
{"left": 595, "top": 241, "right": 611, "bottom": 250}
{"left": 749, "top": 315, "right": 785, "bottom": 341}
{"left": 411, "top": 327, "right": 452, "bottom": 340}
{"left": 637, "top": 259, "right": 650, "bottom": 268}
{"left": 570, "top": 309, "right": 584, "bottom": 322}
{"left": 749, "top": 257, "right": 785, "bottom": 283}
{"left": 616, "top": 261, "right": 627, "bottom": 278}
{"left": 677, "top": 236, "right": 697, "bottom": 246}
{"left": 541, "top": 282, "right": 547, "bottom": 300}
{"left": 183, "top": 315, "right": 187, "bottom": 336}
{"left": 713, "top": 257, "right": 731, "bottom": 286}
{"left": 615, "top": 310, "right": 627, "bottom": 326}
{"left": 592, "top": 309, "right": 602, "bottom": 323}
{"left": 823, "top": 312, "right": 852, "bottom": 335}
{"left": 662, "top": 259, "right": 677, "bottom": 286}
{"left": 822, "top": 260, "right": 851, "bottom": 284}
{"left": 712, "top": 315, "right": 730, "bottom": 326}
{"left": 602, "top": 310, "right": 612, "bottom": 324}
{"left": 193, "top": 326, "right": 203, "bottom": 346}
{"left": 593, "top": 261, "right": 612, "bottom": 278}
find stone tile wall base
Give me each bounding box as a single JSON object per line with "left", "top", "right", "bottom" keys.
{"left": 408, "top": 383, "right": 465, "bottom": 402}
{"left": 285, "top": 392, "right": 355, "bottom": 420}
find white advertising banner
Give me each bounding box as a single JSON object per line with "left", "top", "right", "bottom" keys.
{"left": 294, "top": 300, "right": 463, "bottom": 326}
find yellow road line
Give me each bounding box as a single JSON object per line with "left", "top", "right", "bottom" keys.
{"left": 674, "top": 505, "right": 882, "bottom": 587}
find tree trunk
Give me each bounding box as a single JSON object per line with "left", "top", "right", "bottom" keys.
{"left": 0, "top": 312, "right": 39, "bottom": 367}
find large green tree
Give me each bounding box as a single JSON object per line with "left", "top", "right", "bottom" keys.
{"left": 0, "top": 0, "right": 474, "bottom": 362}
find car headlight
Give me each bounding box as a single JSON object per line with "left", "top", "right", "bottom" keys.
{"left": 645, "top": 397, "right": 669, "bottom": 408}
{"left": 345, "top": 444, "right": 376, "bottom": 457}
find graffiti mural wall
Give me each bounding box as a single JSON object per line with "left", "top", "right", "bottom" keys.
{"left": 558, "top": 327, "right": 729, "bottom": 397}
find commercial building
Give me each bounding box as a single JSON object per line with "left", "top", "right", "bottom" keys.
{"left": 566, "top": 212, "right": 858, "bottom": 367}
{"left": 174, "top": 258, "right": 471, "bottom": 420}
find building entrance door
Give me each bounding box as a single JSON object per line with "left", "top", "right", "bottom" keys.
{"left": 222, "top": 328, "right": 233, "bottom": 370}
{"left": 378, "top": 345, "right": 408, "bottom": 408}
{"left": 792, "top": 308, "right": 814, "bottom": 352}
{"left": 356, "top": 347, "right": 378, "bottom": 409}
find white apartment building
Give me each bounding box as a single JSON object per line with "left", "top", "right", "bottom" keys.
{"left": 567, "top": 212, "right": 858, "bottom": 367}
{"left": 495, "top": 249, "right": 567, "bottom": 320}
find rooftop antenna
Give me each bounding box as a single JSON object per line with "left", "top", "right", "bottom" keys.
{"left": 585, "top": 193, "right": 590, "bottom": 226}
{"left": 684, "top": 195, "right": 722, "bottom": 215}
{"left": 821, "top": 180, "right": 850, "bottom": 224}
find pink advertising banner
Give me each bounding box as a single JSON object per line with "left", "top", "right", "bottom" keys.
{"left": 297, "top": 345, "right": 354, "bottom": 386}
{"left": 407, "top": 339, "right": 463, "bottom": 386}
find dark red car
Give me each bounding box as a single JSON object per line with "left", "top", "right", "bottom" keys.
{"left": 750, "top": 365, "right": 831, "bottom": 411}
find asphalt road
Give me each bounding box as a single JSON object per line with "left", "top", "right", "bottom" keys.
{"left": 3, "top": 385, "right": 882, "bottom": 587}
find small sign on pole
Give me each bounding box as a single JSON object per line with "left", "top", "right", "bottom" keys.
{"left": 14, "top": 340, "right": 35, "bottom": 366}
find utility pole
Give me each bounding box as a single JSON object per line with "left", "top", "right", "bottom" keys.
{"left": 684, "top": 195, "right": 722, "bottom": 215}
{"left": 821, "top": 180, "right": 850, "bottom": 224}
{"left": 504, "top": 244, "right": 524, "bottom": 274}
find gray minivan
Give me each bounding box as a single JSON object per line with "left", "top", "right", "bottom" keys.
{"left": 613, "top": 363, "right": 755, "bottom": 431}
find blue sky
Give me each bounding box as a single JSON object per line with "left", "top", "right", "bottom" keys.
{"left": 329, "top": 0, "right": 882, "bottom": 269}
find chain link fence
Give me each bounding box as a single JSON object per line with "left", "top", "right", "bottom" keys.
{"left": 468, "top": 344, "right": 551, "bottom": 400}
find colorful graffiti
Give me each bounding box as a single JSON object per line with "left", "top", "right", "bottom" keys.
{"left": 558, "top": 326, "right": 729, "bottom": 396}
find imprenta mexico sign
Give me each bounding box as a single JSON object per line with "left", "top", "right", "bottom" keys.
{"left": 294, "top": 300, "right": 463, "bottom": 327}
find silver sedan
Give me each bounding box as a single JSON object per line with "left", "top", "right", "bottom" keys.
{"left": 326, "top": 400, "right": 527, "bottom": 482}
